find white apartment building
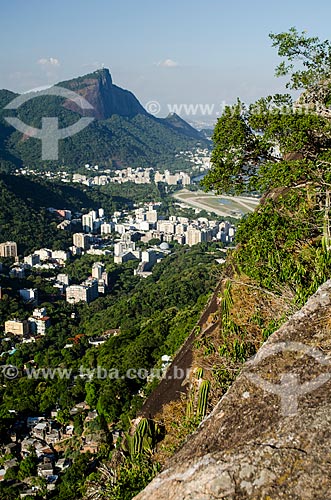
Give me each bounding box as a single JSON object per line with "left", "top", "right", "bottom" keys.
{"left": 19, "top": 288, "right": 38, "bottom": 303}
{"left": 24, "top": 254, "right": 41, "bottom": 267}
{"left": 0, "top": 241, "right": 17, "bottom": 258}
{"left": 82, "top": 213, "right": 94, "bottom": 233}
{"left": 92, "top": 262, "right": 104, "bottom": 280}
{"left": 5, "top": 319, "right": 29, "bottom": 336}
{"left": 66, "top": 278, "right": 98, "bottom": 304}
{"left": 57, "top": 273, "right": 69, "bottom": 285}
{"left": 28, "top": 308, "right": 51, "bottom": 336}
{"left": 114, "top": 241, "right": 136, "bottom": 257}
{"left": 52, "top": 250, "right": 69, "bottom": 262}
{"left": 73, "top": 233, "right": 90, "bottom": 249}
{"left": 146, "top": 207, "right": 158, "bottom": 223}
{"left": 101, "top": 223, "right": 112, "bottom": 235}
{"left": 157, "top": 221, "right": 175, "bottom": 234}
{"left": 34, "top": 248, "right": 52, "bottom": 261}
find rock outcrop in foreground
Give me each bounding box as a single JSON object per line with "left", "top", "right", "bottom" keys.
{"left": 135, "top": 281, "right": 331, "bottom": 499}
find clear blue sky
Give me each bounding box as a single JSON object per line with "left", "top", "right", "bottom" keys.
{"left": 1, "top": 0, "right": 331, "bottom": 121}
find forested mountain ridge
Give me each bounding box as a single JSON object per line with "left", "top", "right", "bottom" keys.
{"left": 0, "top": 173, "right": 162, "bottom": 255}
{"left": 0, "top": 69, "right": 209, "bottom": 172}
{"left": 3, "top": 26, "right": 331, "bottom": 500}
{"left": 127, "top": 28, "right": 331, "bottom": 500}
{"left": 0, "top": 174, "right": 73, "bottom": 255}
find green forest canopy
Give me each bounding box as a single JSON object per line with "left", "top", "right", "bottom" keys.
{"left": 202, "top": 28, "right": 331, "bottom": 303}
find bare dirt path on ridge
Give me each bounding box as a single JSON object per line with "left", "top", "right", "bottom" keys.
{"left": 140, "top": 282, "right": 222, "bottom": 418}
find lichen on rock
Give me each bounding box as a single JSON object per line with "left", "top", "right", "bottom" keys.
{"left": 134, "top": 280, "right": 331, "bottom": 499}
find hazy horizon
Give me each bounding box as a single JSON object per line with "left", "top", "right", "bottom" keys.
{"left": 1, "top": 0, "right": 330, "bottom": 123}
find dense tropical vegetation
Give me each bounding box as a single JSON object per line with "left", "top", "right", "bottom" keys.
{"left": 0, "top": 238, "right": 221, "bottom": 498}
{"left": 0, "top": 173, "right": 170, "bottom": 255}
{"left": 3, "top": 25, "right": 331, "bottom": 500}
{"left": 203, "top": 27, "right": 331, "bottom": 304}
{"left": 0, "top": 69, "right": 209, "bottom": 173}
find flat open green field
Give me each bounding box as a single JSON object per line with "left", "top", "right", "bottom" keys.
{"left": 172, "top": 189, "right": 259, "bottom": 218}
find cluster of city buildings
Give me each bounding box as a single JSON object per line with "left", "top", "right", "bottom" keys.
{"left": 73, "top": 167, "right": 153, "bottom": 185}
{"left": 15, "top": 147, "right": 211, "bottom": 185}
{"left": 72, "top": 167, "right": 192, "bottom": 186}
{"left": 96, "top": 203, "right": 235, "bottom": 246}
{"left": 25, "top": 249, "right": 69, "bottom": 267}
{"left": 154, "top": 170, "right": 191, "bottom": 186}
{"left": 73, "top": 203, "right": 235, "bottom": 245}
{"left": 6, "top": 249, "right": 70, "bottom": 278}
{"left": 0, "top": 198, "right": 235, "bottom": 310}
{"left": 77, "top": 204, "right": 234, "bottom": 276}
{"left": 3, "top": 256, "right": 109, "bottom": 308}
{"left": 4, "top": 307, "right": 51, "bottom": 338}
{"left": 0, "top": 402, "right": 104, "bottom": 492}
{"left": 176, "top": 147, "right": 211, "bottom": 171}
{"left": 66, "top": 261, "right": 109, "bottom": 304}
{"left": 67, "top": 203, "right": 235, "bottom": 275}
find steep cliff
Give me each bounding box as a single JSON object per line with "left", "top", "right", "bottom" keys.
{"left": 60, "top": 68, "right": 148, "bottom": 120}
{"left": 0, "top": 68, "right": 209, "bottom": 171}
{"left": 135, "top": 280, "right": 331, "bottom": 499}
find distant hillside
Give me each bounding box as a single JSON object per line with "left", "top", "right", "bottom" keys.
{"left": 159, "top": 113, "right": 203, "bottom": 140}
{"left": 0, "top": 174, "right": 161, "bottom": 255}
{"left": 0, "top": 69, "right": 209, "bottom": 173}
{"left": 0, "top": 174, "right": 73, "bottom": 255}
{"left": 199, "top": 127, "right": 214, "bottom": 140}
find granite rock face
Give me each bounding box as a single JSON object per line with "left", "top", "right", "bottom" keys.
{"left": 135, "top": 280, "right": 331, "bottom": 499}
{"left": 61, "top": 68, "right": 147, "bottom": 120}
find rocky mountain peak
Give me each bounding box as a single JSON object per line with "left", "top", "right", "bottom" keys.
{"left": 59, "top": 67, "right": 147, "bottom": 120}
